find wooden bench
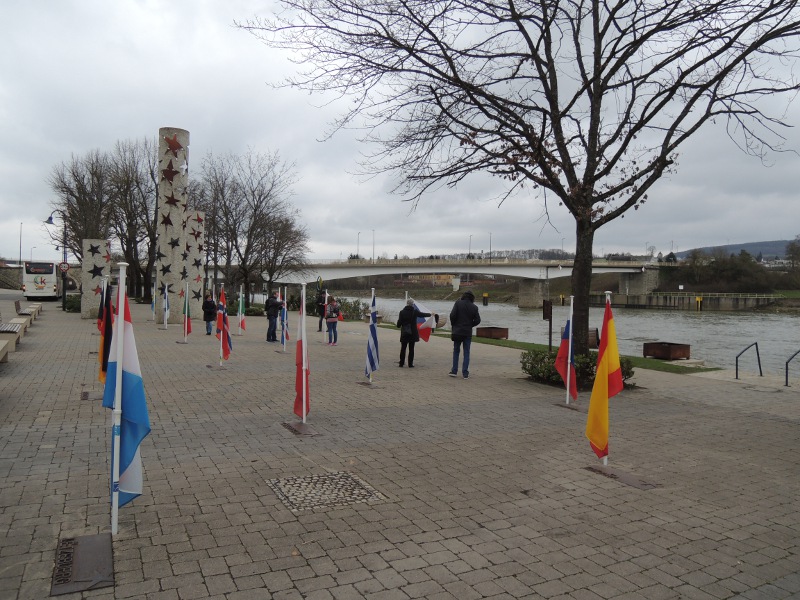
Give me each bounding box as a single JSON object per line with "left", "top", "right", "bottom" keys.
{"left": 0, "top": 340, "right": 8, "bottom": 363}
{"left": 1, "top": 311, "right": 27, "bottom": 339}
{"left": 15, "top": 299, "right": 38, "bottom": 319}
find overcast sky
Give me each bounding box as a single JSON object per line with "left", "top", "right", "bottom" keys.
{"left": 1, "top": 0, "right": 798, "bottom": 266}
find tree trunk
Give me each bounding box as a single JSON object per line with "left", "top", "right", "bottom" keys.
{"left": 571, "top": 218, "right": 595, "bottom": 356}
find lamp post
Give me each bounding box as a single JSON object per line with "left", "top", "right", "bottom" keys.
{"left": 357, "top": 231, "right": 361, "bottom": 259}
{"left": 561, "top": 237, "right": 565, "bottom": 254}
{"left": 19, "top": 222, "right": 22, "bottom": 268}
{"left": 30, "top": 247, "right": 36, "bottom": 261}
{"left": 371, "top": 229, "right": 375, "bottom": 263}
{"left": 468, "top": 234, "right": 472, "bottom": 258}
{"left": 44, "top": 212, "right": 67, "bottom": 311}
{"left": 489, "top": 232, "right": 492, "bottom": 265}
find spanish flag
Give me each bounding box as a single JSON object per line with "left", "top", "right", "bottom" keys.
{"left": 586, "top": 299, "right": 623, "bottom": 459}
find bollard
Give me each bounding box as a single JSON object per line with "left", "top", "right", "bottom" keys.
{"left": 482, "top": 292, "right": 489, "bottom": 306}
{"left": 560, "top": 294, "right": 565, "bottom": 306}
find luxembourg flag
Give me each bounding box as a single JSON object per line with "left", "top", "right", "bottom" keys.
{"left": 413, "top": 300, "right": 437, "bottom": 342}
{"left": 102, "top": 291, "right": 151, "bottom": 509}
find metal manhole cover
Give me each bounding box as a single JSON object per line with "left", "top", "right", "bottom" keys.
{"left": 267, "top": 472, "right": 386, "bottom": 512}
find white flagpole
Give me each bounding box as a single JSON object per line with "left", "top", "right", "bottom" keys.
{"left": 219, "top": 284, "right": 225, "bottom": 367}
{"left": 322, "top": 288, "right": 328, "bottom": 343}
{"left": 301, "top": 283, "right": 308, "bottom": 424}
{"left": 183, "top": 282, "right": 189, "bottom": 342}
{"left": 162, "top": 286, "right": 168, "bottom": 331}
{"left": 603, "top": 291, "right": 612, "bottom": 467}
{"left": 565, "top": 295, "right": 574, "bottom": 405}
{"left": 237, "top": 284, "right": 243, "bottom": 336}
{"left": 111, "top": 262, "right": 129, "bottom": 535}
{"left": 369, "top": 287, "right": 376, "bottom": 383}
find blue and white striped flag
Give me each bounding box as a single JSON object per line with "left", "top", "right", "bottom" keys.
{"left": 365, "top": 292, "right": 379, "bottom": 380}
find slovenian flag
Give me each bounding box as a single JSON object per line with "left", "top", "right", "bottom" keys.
{"left": 413, "top": 300, "right": 437, "bottom": 342}
{"left": 238, "top": 293, "right": 246, "bottom": 332}
{"left": 216, "top": 289, "right": 233, "bottom": 360}
{"left": 102, "top": 292, "right": 151, "bottom": 507}
{"left": 555, "top": 319, "right": 578, "bottom": 400}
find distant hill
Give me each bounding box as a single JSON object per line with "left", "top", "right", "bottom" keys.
{"left": 676, "top": 240, "right": 791, "bottom": 260}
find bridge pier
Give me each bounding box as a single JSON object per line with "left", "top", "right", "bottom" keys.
{"left": 619, "top": 268, "right": 659, "bottom": 295}
{"left": 519, "top": 279, "right": 549, "bottom": 308}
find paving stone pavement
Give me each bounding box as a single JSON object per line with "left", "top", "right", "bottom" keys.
{"left": 0, "top": 289, "right": 798, "bottom": 600}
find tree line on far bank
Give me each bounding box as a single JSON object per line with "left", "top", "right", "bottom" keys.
{"left": 46, "top": 139, "right": 308, "bottom": 303}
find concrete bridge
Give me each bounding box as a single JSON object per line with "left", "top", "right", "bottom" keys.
{"left": 275, "top": 258, "right": 658, "bottom": 308}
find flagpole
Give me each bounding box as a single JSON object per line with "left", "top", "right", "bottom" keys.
{"left": 219, "top": 284, "right": 224, "bottom": 367}
{"left": 183, "top": 282, "right": 189, "bottom": 343}
{"left": 237, "top": 284, "right": 242, "bottom": 336}
{"left": 281, "top": 285, "right": 287, "bottom": 353}
{"left": 565, "top": 295, "right": 574, "bottom": 405}
{"left": 301, "top": 283, "right": 308, "bottom": 423}
{"left": 322, "top": 288, "right": 328, "bottom": 343}
{"left": 111, "top": 262, "right": 128, "bottom": 535}
{"left": 603, "top": 291, "right": 612, "bottom": 467}
{"left": 162, "top": 286, "right": 168, "bottom": 331}
{"left": 369, "top": 288, "right": 375, "bottom": 383}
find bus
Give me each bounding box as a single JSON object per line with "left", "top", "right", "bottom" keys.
{"left": 22, "top": 261, "right": 62, "bottom": 300}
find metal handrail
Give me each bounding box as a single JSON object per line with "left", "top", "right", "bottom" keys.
{"left": 786, "top": 349, "right": 800, "bottom": 387}
{"left": 735, "top": 342, "right": 762, "bottom": 380}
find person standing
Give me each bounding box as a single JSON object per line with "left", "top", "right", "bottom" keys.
{"left": 316, "top": 290, "right": 327, "bottom": 332}
{"left": 395, "top": 298, "right": 433, "bottom": 368}
{"left": 449, "top": 290, "right": 481, "bottom": 379}
{"left": 202, "top": 293, "right": 216, "bottom": 335}
{"left": 325, "top": 296, "right": 341, "bottom": 345}
{"left": 265, "top": 291, "right": 283, "bottom": 343}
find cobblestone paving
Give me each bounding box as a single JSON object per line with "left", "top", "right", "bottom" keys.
{"left": 0, "top": 289, "right": 798, "bottom": 599}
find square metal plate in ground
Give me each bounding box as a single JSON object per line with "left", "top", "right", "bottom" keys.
{"left": 267, "top": 471, "right": 386, "bottom": 512}
{"left": 51, "top": 533, "right": 113, "bottom": 596}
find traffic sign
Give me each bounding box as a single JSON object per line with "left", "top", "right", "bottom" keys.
{"left": 59, "top": 262, "right": 70, "bottom": 273}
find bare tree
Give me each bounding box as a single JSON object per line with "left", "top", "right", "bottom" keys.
{"left": 260, "top": 208, "right": 310, "bottom": 294}
{"left": 197, "top": 149, "right": 304, "bottom": 304}
{"left": 48, "top": 149, "right": 113, "bottom": 261}
{"left": 108, "top": 138, "right": 159, "bottom": 298}
{"left": 239, "top": 0, "right": 800, "bottom": 353}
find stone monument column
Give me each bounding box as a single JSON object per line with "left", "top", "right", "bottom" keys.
{"left": 155, "top": 127, "right": 189, "bottom": 325}
{"left": 81, "top": 239, "right": 111, "bottom": 319}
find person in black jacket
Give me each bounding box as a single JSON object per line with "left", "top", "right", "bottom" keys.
{"left": 265, "top": 291, "right": 283, "bottom": 342}
{"left": 395, "top": 298, "right": 434, "bottom": 368}
{"left": 202, "top": 293, "right": 217, "bottom": 335}
{"left": 448, "top": 290, "right": 481, "bottom": 379}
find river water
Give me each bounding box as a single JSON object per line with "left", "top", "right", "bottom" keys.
{"left": 352, "top": 296, "right": 800, "bottom": 373}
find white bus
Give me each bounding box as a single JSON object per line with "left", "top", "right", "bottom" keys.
{"left": 22, "top": 261, "right": 62, "bottom": 300}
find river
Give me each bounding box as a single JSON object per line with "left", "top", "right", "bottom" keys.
{"left": 349, "top": 296, "right": 800, "bottom": 373}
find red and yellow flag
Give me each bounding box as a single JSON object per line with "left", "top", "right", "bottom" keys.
{"left": 585, "top": 300, "right": 623, "bottom": 458}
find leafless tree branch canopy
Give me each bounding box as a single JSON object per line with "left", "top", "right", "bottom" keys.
{"left": 239, "top": 0, "right": 800, "bottom": 352}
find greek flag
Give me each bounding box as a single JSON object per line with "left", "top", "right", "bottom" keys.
{"left": 365, "top": 292, "right": 379, "bottom": 379}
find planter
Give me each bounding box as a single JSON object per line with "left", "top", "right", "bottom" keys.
{"left": 643, "top": 342, "right": 691, "bottom": 360}
{"left": 476, "top": 326, "right": 508, "bottom": 340}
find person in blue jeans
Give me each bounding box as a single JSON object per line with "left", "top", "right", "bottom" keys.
{"left": 449, "top": 290, "right": 481, "bottom": 379}
{"left": 325, "top": 296, "right": 341, "bottom": 345}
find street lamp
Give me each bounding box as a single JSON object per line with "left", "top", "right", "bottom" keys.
{"left": 489, "top": 232, "right": 492, "bottom": 265}
{"left": 44, "top": 211, "right": 67, "bottom": 311}
{"left": 561, "top": 237, "right": 565, "bottom": 254}
{"left": 30, "top": 246, "right": 36, "bottom": 261}
{"left": 357, "top": 231, "right": 361, "bottom": 259}
{"left": 371, "top": 229, "right": 375, "bottom": 263}
{"left": 468, "top": 234, "right": 472, "bottom": 258}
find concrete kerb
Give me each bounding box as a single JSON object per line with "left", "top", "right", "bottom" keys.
{"left": 0, "top": 288, "right": 798, "bottom": 600}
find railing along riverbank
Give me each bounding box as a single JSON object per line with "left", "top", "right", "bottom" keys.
{"left": 590, "top": 292, "right": 785, "bottom": 311}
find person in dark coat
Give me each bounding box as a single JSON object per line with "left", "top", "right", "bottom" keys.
{"left": 395, "top": 298, "right": 434, "bottom": 368}
{"left": 202, "top": 293, "right": 217, "bottom": 335}
{"left": 316, "top": 291, "right": 327, "bottom": 332}
{"left": 448, "top": 290, "right": 481, "bottom": 379}
{"left": 265, "top": 291, "right": 283, "bottom": 343}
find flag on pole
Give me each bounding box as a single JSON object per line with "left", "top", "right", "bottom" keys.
{"left": 280, "top": 288, "right": 289, "bottom": 350}
{"left": 365, "top": 292, "right": 380, "bottom": 379}
{"left": 102, "top": 290, "right": 151, "bottom": 508}
{"left": 99, "top": 283, "right": 114, "bottom": 383}
{"left": 97, "top": 281, "right": 106, "bottom": 333}
{"left": 182, "top": 290, "right": 192, "bottom": 336}
{"left": 216, "top": 289, "right": 232, "bottom": 360}
{"left": 555, "top": 319, "right": 578, "bottom": 401}
{"left": 413, "top": 300, "right": 437, "bottom": 342}
{"left": 294, "top": 285, "right": 310, "bottom": 420}
{"left": 586, "top": 299, "right": 624, "bottom": 459}
{"left": 238, "top": 290, "right": 246, "bottom": 332}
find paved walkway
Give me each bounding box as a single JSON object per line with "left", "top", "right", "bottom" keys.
{"left": 0, "top": 289, "right": 798, "bottom": 600}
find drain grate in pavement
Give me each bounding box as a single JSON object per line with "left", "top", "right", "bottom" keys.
{"left": 267, "top": 471, "right": 386, "bottom": 512}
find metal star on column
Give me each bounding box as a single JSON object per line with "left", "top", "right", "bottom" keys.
{"left": 88, "top": 244, "right": 101, "bottom": 256}
{"left": 164, "top": 192, "right": 181, "bottom": 207}
{"left": 164, "top": 133, "right": 183, "bottom": 157}
{"left": 93, "top": 285, "right": 103, "bottom": 295}
{"left": 180, "top": 266, "right": 188, "bottom": 280}
{"left": 189, "top": 228, "right": 202, "bottom": 241}
{"left": 158, "top": 282, "right": 174, "bottom": 296}
{"left": 160, "top": 213, "right": 173, "bottom": 227}
{"left": 160, "top": 263, "right": 172, "bottom": 276}
{"left": 181, "top": 250, "right": 189, "bottom": 261}
{"left": 103, "top": 251, "right": 112, "bottom": 263}
{"left": 178, "top": 288, "right": 185, "bottom": 298}
{"left": 161, "top": 160, "right": 179, "bottom": 183}
{"left": 194, "top": 213, "right": 203, "bottom": 224}
{"left": 194, "top": 274, "right": 203, "bottom": 283}
{"left": 168, "top": 237, "right": 180, "bottom": 249}
{"left": 192, "top": 289, "right": 202, "bottom": 301}
{"left": 89, "top": 264, "right": 105, "bottom": 278}
{"left": 156, "top": 249, "right": 167, "bottom": 261}
{"left": 193, "top": 258, "right": 202, "bottom": 269}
